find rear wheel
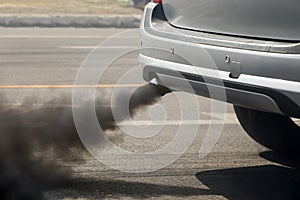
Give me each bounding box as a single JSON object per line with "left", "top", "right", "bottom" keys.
{"left": 234, "top": 105, "right": 300, "bottom": 154}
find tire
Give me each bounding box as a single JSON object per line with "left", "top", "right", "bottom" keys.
{"left": 234, "top": 105, "right": 300, "bottom": 154}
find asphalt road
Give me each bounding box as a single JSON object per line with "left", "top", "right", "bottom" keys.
{"left": 0, "top": 28, "right": 299, "bottom": 200}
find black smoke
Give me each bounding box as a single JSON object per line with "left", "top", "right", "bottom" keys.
{"left": 0, "top": 83, "right": 170, "bottom": 199}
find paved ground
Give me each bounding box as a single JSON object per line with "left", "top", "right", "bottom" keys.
{"left": 0, "top": 1, "right": 142, "bottom": 28}
{"left": 0, "top": 0, "right": 142, "bottom": 15}
{"left": 0, "top": 28, "right": 299, "bottom": 200}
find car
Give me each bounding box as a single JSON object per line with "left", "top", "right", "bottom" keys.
{"left": 139, "top": 0, "right": 300, "bottom": 153}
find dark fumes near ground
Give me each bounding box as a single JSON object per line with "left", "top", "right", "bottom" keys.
{"left": 0, "top": 103, "right": 83, "bottom": 200}
{"left": 0, "top": 83, "right": 169, "bottom": 200}
{"left": 99, "top": 84, "right": 171, "bottom": 130}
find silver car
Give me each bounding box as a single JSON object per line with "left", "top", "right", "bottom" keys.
{"left": 139, "top": 0, "right": 300, "bottom": 153}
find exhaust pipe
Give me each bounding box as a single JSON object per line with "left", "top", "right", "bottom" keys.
{"left": 149, "top": 77, "right": 159, "bottom": 86}
{"left": 149, "top": 77, "right": 172, "bottom": 96}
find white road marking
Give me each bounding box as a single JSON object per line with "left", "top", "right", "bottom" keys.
{"left": 118, "top": 113, "right": 238, "bottom": 126}
{"left": 0, "top": 83, "right": 142, "bottom": 89}
{"left": 292, "top": 118, "right": 300, "bottom": 125}
{"left": 0, "top": 35, "right": 136, "bottom": 39}
{"left": 117, "top": 119, "right": 238, "bottom": 126}
{"left": 59, "top": 46, "right": 138, "bottom": 49}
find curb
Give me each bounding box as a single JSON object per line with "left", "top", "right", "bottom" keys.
{"left": 0, "top": 15, "right": 141, "bottom": 28}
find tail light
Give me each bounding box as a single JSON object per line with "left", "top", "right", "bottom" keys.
{"left": 152, "top": 0, "right": 162, "bottom": 3}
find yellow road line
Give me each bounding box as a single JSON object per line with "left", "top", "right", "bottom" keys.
{"left": 0, "top": 84, "right": 143, "bottom": 89}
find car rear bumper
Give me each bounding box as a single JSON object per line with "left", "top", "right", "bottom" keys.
{"left": 139, "top": 3, "right": 300, "bottom": 117}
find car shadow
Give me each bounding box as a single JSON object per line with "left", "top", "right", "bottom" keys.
{"left": 259, "top": 150, "right": 300, "bottom": 169}
{"left": 196, "top": 151, "right": 300, "bottom": 200}
{"left": 52, "top": 178, "right": 211, "bottom": 199}
{"left": 47, "top": 151, "right": 300, "bottom": 199}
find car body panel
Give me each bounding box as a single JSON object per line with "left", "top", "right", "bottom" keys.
{"left": 162, "top": 0, "right": 300, "bottom": 41}
{"left": 140, "top": 3, "right": 300, "bottom": 117}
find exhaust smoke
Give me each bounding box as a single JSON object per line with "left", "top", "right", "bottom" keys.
{"left": 0, "top": 83, "right": 170, "bottom": 199}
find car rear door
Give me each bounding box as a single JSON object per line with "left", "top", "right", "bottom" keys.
{"left": 162, "top": 0, "right": 300, "bottom": 41}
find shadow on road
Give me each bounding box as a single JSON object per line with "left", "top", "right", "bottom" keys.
{"left": 46, "top": 151, "right": 300, "bottom": 199}
{"left": 260, "top": 150, "right": 300, "bottom": 169}
{"left": 56, "top": 179, "right": 211, "bottom": 199}
{"left": 196, "top": 151, "right": 300, "bottom": 200}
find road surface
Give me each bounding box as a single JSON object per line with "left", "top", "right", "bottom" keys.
{"left": 0, "top": 28, "right": 299, "bottom": 200}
